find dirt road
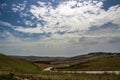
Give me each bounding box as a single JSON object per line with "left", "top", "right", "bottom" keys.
{"left": 44, "top": 67, "right": 120, "bottom": 74}
{"left": 60, "top": 71, "right": 120, "bottom": 74}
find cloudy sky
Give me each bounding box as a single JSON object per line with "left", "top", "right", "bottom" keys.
{"left": 0, "top": 0, "right": 120, "bottom": 57}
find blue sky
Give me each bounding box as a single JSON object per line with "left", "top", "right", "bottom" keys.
{"left": 0, "top": 0, "right": 120, "bottom": 56}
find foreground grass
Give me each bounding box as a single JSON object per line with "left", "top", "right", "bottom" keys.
{"left": 0, "top": 72, "right": 120, "bottom": 80}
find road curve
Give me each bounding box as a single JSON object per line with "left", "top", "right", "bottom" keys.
{"left": 43, "top": 67, "right": 53, "bottom": 71}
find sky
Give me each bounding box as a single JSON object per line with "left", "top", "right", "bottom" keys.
{"left": 0, "top": 0, "right": 120, "bottom": 57}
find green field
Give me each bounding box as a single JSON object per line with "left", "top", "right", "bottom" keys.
{"left": 0, "top": 53, "right": 40, "bottom": 73}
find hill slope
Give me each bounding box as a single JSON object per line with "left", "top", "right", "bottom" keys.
{"left": 0, "top": 53, "right": 40, "bottom": 73}
{"left": 55, "top": 55, "right": 120, "bottom": 71}
{"left": 51, "top": 52, "right": 120, "bottom": 64}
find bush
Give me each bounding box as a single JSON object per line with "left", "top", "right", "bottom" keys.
{"left": 0, "top": 72, "right": 17, "bottom": 80}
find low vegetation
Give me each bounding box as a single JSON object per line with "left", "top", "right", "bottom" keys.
{"left": 0, "top": 72, "right": 120, "bottom": 80}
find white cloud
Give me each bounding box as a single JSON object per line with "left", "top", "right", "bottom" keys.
{"left": 12, "top": 0, "right": 27, "bottom": 13}
{"left": 0, "top": 20, "right": 13, "bottom": 27}
{"left": 15, "top": 26, "right": 43, "bottom": 34}
{"left": 24, "top": 20, "right": 33, "bottom": 26}
{"left": 30, "top": 5, "right": 49, "bottom": 18}
{"left": 12, "top": 3, "right": 26, "bottom": 12}
{"left": 0, "top": 21, "right": 43, "bottom": 34}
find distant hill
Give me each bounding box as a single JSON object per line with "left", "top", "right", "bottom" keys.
{"left": 14, "top": 52, "right": 120, "bottom": 64}
{"left": 14, "top": 56, "right": 68, "bottom": 64}
{"left": 14, "top": 56, "right": 67, "bottom": 62}
{"left": 54, "top": 53, "right": 120, "bottom": 71}
{"left": 0, "top": 53, "right": 40, "bottom": 73}
{"left": 52, "top": 52, "right": 120, "bottom": 65}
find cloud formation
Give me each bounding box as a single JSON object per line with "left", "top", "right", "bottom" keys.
{"left": 14, "top": 0, "right": 120, "bottom": 35}
{"left": 12, "top": 0, "right": 120, "bottom": 43}
{"left": 0, "top": 0, "right": 120, "bottom": 56}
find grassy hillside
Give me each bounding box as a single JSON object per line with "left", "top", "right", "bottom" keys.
{"left": 0, "top": 53, "right": 40, "bottom": 73}
{"left": 48, "top": 52, "right": 119, "bottom": 65}
{"left": 55, "top": 55, "right": 120, "bottom": 71}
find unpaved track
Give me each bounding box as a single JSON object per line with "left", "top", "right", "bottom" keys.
{"left": 59, "top": 71, "right": 120, "bottom": 74}
{"left": 44, "top": 67, "right": 120, "bottom": 74}
{"left": 43, "top": 67, "right": 53, "bottom": 71}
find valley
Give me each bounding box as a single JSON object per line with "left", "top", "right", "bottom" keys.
{"left": 0, "top": 52, "right": 120, "bottom": 80}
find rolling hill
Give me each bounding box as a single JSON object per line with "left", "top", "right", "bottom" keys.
{"left": 13, "top": 52, "right": 120, "bottom": 71}
{"left": 14, "top": 52, "right": 119, "bottom": 65}
{"left": 55, "top": 54, "right": 120, "bottom": 71}
{"left": 0, "top": 53, "right": 40, "bottom": 73}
